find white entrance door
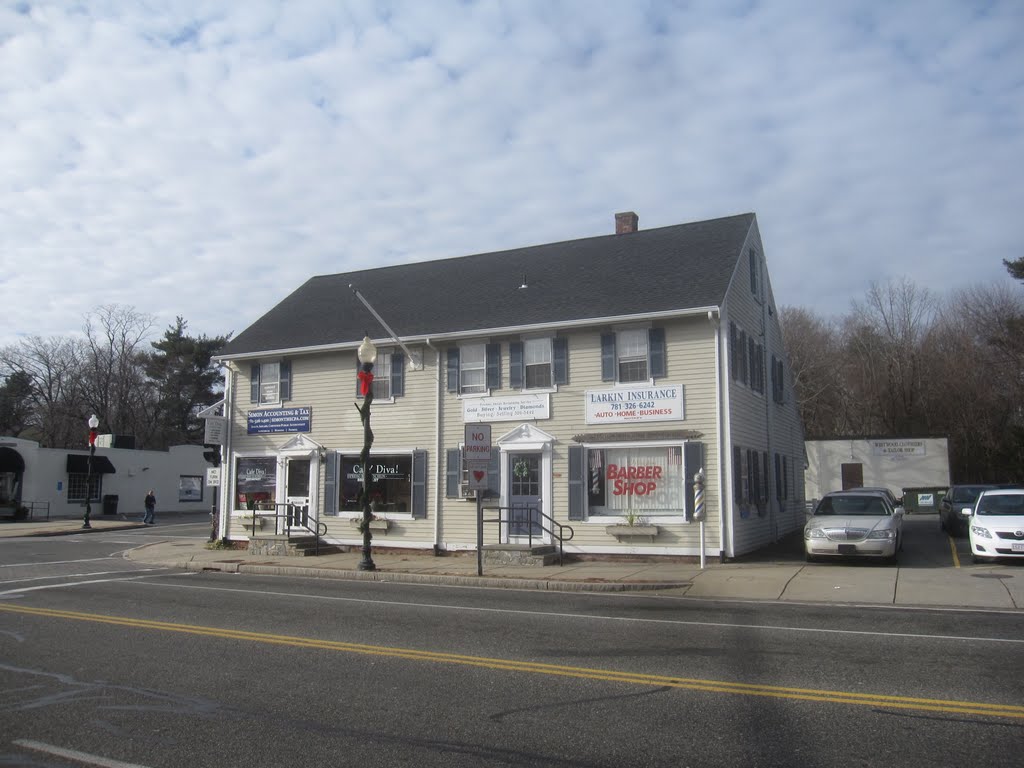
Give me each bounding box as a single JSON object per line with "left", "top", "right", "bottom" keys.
{"left": 285, "top": 457, "right": 312, "bottom": 531}
{"left": 508, "top": 452, "right": 544, "bottom": 543}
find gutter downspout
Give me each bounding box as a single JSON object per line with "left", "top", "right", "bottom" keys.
{"left": 219, "top": 366, "right": 235, "bottom": 540}
{"left": 425, "top": 339, "right": 443, "bottom": 554}
{"left": 712, "top": 309, "right": 727, "bottom": 563}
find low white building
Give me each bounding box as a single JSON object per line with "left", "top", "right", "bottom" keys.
{"left": 805, "top": 437, "right": 951, "bottom": 511}
{"left": 0, "top": 436, "right": 209, "bottom": 520}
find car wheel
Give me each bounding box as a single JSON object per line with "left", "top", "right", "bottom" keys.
{"left": 971, "top": 554, "right": 986, "bottom": 565}
{"left": 804, "top": 551, "right": 817, "bottom": 563}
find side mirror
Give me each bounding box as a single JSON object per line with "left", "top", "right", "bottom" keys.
{"left": 960, "top": 507, "right": 973, "bottom": 517}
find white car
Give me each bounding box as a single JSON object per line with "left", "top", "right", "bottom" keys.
{"left": 967, "top": 488, "right": 1024, "bottom": 563}
{"left": 804, "top": 490, "right": 904, "bottom": 563}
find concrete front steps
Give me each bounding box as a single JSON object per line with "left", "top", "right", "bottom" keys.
{"left": 482, "top": 543, "right": 563, "bottom": 566}
{"left": 248, "top": 534, "right": 344, "bottom": 557}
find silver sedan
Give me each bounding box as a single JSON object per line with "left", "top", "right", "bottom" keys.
{"left": 804, "top": 490, "right": 904, "bottom": 563}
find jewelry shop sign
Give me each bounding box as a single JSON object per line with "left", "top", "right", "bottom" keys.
{"left": 585, "top": 385, "right": 684, "bottom": 425}
{"left": 463, "top": 393, "right": 549, "bottom": 423}
{"left": 247, "top": 407, "right": 312, "bottom": 434}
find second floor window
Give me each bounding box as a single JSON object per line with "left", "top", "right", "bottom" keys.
{"left": 460, "top": 344, "right": 487, "bottom": 394}
{"left": 601, "top": 328, "right": 666, "bottom": 384}
{"left": 524, "top": 339, "right": 552, "bottom": 388}
{"left": 374, "top": 351, "right": 392, "bottom": 400}
{"left": 250, "top": 360, "right": 291, "bottom": 405}
{"left": 447, "top": 344, "right": 501, "bottom": 395}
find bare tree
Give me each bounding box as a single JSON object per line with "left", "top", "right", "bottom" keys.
{"left": 0, "top": 334, "right": 86, "bottom": 448}
{"left": 843, "top": 278, "right": 939, "bottom": 436}
{"left": 80, "top": 305, "right": 155, "bottom": 443}
{"left": 779, "top": 306, "right": 845, "bottom": 436}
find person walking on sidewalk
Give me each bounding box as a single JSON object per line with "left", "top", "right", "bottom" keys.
{"left": 143, "top": 490, "right": 156, "bottom": 525}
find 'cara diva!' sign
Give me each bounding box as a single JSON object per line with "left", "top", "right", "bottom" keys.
{"left": 585, "top": 385, "right": 684, "bottom": 425}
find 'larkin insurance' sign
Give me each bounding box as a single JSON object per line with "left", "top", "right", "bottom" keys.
{"left": 585, "top": 385, "right": 684, "bottom": 425}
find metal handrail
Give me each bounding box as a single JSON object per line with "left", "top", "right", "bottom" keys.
{"left": 245, "top": 502, "right": 327, "bottom": 556}
{"left": 25, "top": 501, "right": 51, "bottom": 521}
{"left": 481, "top": 504, "right": 574, "bottom": 566}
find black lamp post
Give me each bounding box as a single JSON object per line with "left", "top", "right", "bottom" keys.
{"left": 83, "top": 414, "right": 99, "bottom": 529}
{"left": 356, "top": 335, "right": 377, "bottom": 571}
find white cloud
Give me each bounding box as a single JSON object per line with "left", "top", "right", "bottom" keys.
{"left": 1, "top": 0, "right": 1022, "bottom": 348}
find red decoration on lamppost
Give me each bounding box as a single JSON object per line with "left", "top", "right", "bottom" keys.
{"left": 83, "top": 414, "right": 99, "bottom": 529}
{"left": 357, "top": 368, "right": 374, "bottom": 396}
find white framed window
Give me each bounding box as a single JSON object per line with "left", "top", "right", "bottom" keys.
{"left": 586, "top": 445, "right": 685, "bottom": 518}
{"left": 617, "top": 328, "right": 648, "bottom": 383}
{"left": 524, "top": 338, "right": 552, "bottom": 389}
{"left": 373, "top": 351, "right": 392, "bottom": 400}
{"left": 460, "top": 344, "right": 487, "bottom": 394}
{"left": 259, "top": 362, "right": 280, "bottom": 405}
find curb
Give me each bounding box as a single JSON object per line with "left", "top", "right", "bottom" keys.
{"left": 177, "top": 560, "right": 692, "bottom": 593}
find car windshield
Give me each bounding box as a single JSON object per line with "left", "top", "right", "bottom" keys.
{"left": 815, "top": 495, "right": 891, "bottom": 516}
{"left": 976, "top": 494, "right": 1024, "bottom": 516}
{"left": 951, "top": 486, "right": 991, "bottom": 503}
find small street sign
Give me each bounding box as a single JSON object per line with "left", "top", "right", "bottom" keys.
{"left": 203, "top": 416, "right": 226, "bottom": 445}
{"left": 464, "top": 424, "right": 491, "bottom": 462}
{"left": 466, "top": 460, "right": 489, "bottom": 490}
{"left": 206, "top": 467, "right": 221, "bottom": 487}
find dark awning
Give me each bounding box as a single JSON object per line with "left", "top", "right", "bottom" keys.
{"left": 66, "top": 454, "right": 116, "bottom": 474}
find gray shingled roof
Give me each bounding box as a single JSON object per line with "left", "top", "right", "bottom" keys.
{"left": 218, "top": 212, "right": 755, "bottom": 357}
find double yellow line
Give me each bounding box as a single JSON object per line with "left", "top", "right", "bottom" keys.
{"left": 3, "top": 602, "right": 1022, "bottom": 721}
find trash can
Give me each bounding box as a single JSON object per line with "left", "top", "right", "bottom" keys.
{"left": 900, "top": 487, "right": 948, "bottom": 515}
{"left": 102, "top": 494, "right": 119, "bottom": 516}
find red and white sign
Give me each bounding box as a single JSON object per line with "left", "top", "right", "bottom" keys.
{"left": 466, "top": 461, "right": 489, "bottom": 490}
{"left": 464, "top": 424, "right": 491, "bottom": 462}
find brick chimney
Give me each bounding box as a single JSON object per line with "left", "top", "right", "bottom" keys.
{"left": 615, "top": 211, "right": 639, "bottom": 234}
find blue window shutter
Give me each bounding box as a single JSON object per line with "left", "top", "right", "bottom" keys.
{"left": 486, "top": 343, "right": 501, "bottom": 390}
{"left": 445, "top": 448, "right": 461, "bottom": 497}
{"left": 323, "top": 451, "right": 338, "bottom": 516}
{"left": 487, "top": 452, "right": 501, "bottom": 498}
{"left": 553, "top": 337, "right": 568, "bottom": 385}
{"left": 739, "top": 331, "right": 748, "bottom": 384}
{"left": 391, "top": 352, "right": 404, "bottom": 397}
{"left": 412, "top": 449, "right": 427, "bottom": 518}
{"left": 684, "top": 442, "right": 704, "bottom": 521}
{"left": 649, "top": 328, "right": 666, "bottom": 379}
{"left": 568, "top": 445, "right": 585, "bottom": 520}
{"left": 600, "top": 333, "right": 616, "bottom": 382}
{"left": 509, "top": 342, "right": 523, "bottom": 389}
{"left": 729, "top": 323, "right": 738, "bottom": 382}
{"left": 250, "top": 364, "right": 260, "bottom": 403}
{"left": 733, "top": 445, "right": 742, "bottom": 502}
{"left": 447, "top": 348, "right": 460, "bottom": 393}
{"left": 279, "top": 360, "right": 291, "bottom": 401}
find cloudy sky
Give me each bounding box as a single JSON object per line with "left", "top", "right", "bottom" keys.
{"left": 3, "top": 0, "right": 1022, "bottom": 349}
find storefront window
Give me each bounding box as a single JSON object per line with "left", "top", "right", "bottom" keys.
{"left": 235, "top": 456, "right": 277, "bottom": 509}
{"left": 587, "top": 446, "right": 684, "bottom": 517}
{"left": 339, "top": 454, "right": 412, "bottom": 514}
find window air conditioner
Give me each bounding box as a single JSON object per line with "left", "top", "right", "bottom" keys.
{"left": 460, "top": 483, "right": 477, "bottom": 500}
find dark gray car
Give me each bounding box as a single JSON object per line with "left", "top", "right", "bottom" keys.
{"left": 938, "top": 485, "right": 994, "bottom": 537}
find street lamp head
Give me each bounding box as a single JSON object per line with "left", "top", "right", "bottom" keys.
{"left": 358, "top": 336, "right": 377, "bottom": 365}
{"left": 88, "top": 414, "right": 99, "bottom": 429}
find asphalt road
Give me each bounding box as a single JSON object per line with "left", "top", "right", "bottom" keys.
{"left": 1, "top": 517, "right": 1022, "bottom": 767}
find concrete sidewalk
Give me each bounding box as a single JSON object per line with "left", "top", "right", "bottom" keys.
{"left": 2, "top": 516, "right": 1022, "bottom": 609}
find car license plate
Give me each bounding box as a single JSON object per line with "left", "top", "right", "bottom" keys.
{"left": 838, "top": 544, "right": 857, "bottom": 554}
{"left": 1012, "top": 543, "right": 1024, "bottom": 553}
